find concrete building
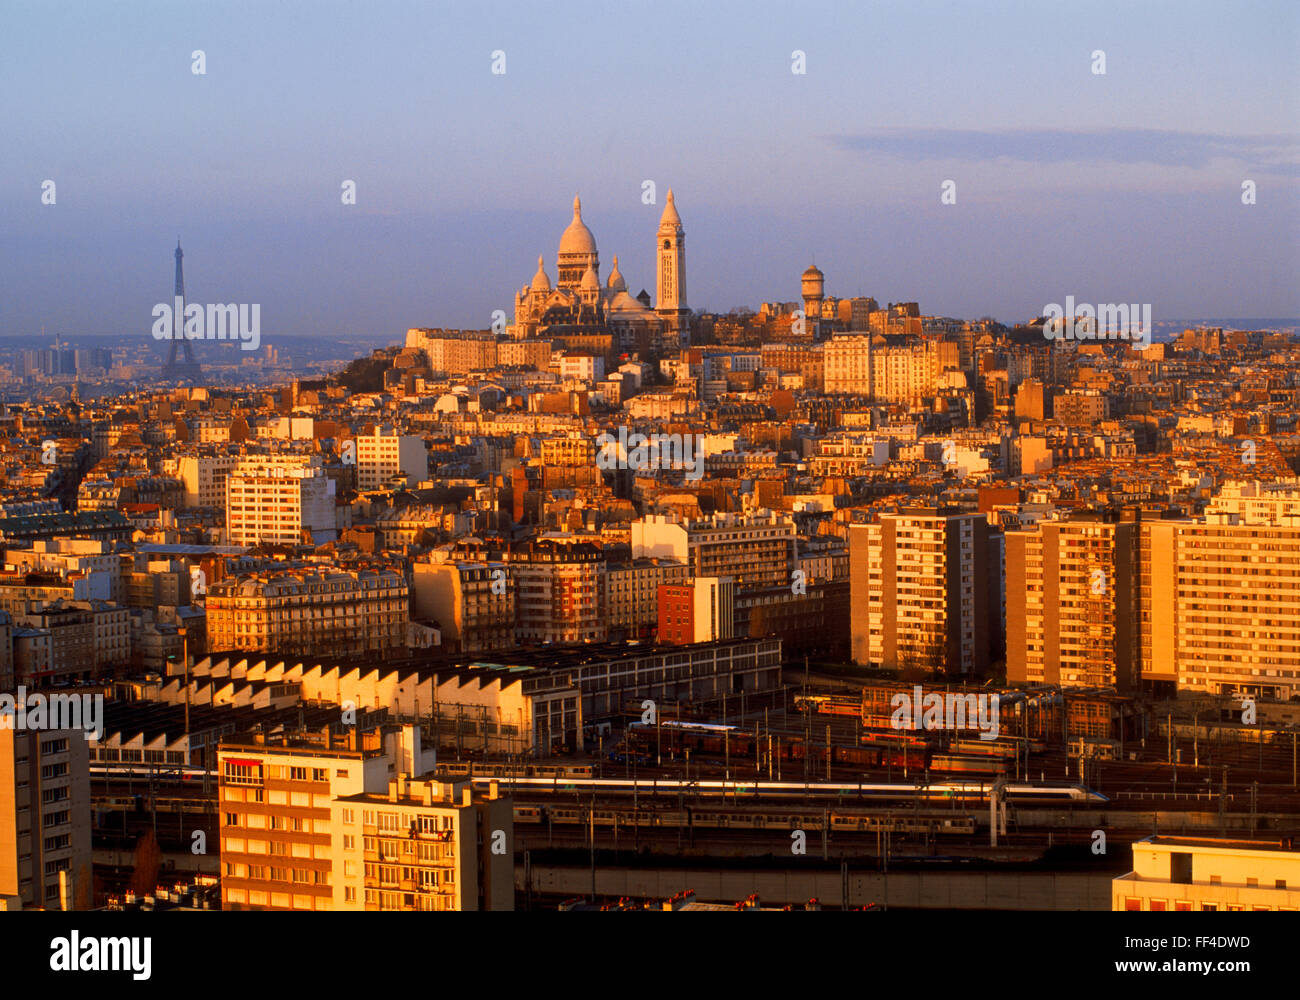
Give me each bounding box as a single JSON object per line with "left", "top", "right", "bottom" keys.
{"left": 823, "top": 334, "right": 872, "bottom": 394}
{"left": 658, "top": 576, "right": 735, "bottom": 645}
{"left": 508, "top": 539, "right": 606, "bottom": 645}
{"left": 1114, "top": 836, "right": 1300, "bottom": 911}
{"left": 355, "top": 427, "right": 426, "bottom": 491}
{"left": 1006, "top": 517, "right": 1139, "bottom": 690}
{"left": 1140, "top": 517, "right": 1300, "bottom": 699}
{"left": 334, "top": 775, "right": 513, "bottom": 911}
{"left": 604, "top": 558, "right": 689, "bottom": 640}
{"left": 175, "top": 452, "right": 240, "bottom": 508}
{"left": 0, "top": 723, "right": 92, "bottom": 909}
{"left": 632, "top": 510, "right": 796, "bottom": 590}
{"left": 218, "top": 724, "right": 434, "bottom": 912}
{"left": 225, "top": 457, "right": 337, "bottom": 547}
{"left": 850, "top": 512, "right": 995, "bottom": 677}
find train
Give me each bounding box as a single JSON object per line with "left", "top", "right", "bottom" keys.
{"left": 929, "top": 754, "right": 1008, "bottom": 777}
{"left": 794, "top": 694, "right": 862, "bottom": 717}
{"left": 511, "top": 802, "right": 979, "bottom": 836}
{"left": 473, "top": 775, "right": 1106, "bottom": 803}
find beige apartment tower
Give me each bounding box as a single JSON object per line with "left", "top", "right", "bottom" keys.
{"left": 1006, "top": 518, "right": 1138, "bottom": 690}
{"left": 850, "top": 512, "right": 994, "bottom": 677}
{"left": 1140, "top": 516, "right": 1300, "bottom": 699}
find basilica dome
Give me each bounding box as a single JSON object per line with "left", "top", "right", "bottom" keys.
{"left": 606, "top": 255, "right": 627, "bottom": 292}
{"left": 530, "top": 254, "right": 551, "bottom": 292}
{"left": 559, "top": 195, "right": 597, "bottom": 256}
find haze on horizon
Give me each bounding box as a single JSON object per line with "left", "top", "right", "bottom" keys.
{"left": 1, "top": 0, "right": 1297, "bottom": 341}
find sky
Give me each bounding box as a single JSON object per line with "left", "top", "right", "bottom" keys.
{"left": 1, "top": 0, "right": 1297, "bottom": 345}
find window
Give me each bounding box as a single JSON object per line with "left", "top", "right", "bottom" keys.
{"left": 224, "top": 762, "right": 262, "bottom": 786}
{"left": 289, "top": 767, "right": 307, "bottom": 781}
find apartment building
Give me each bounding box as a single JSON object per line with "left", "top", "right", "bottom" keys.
{"left": 1114, "top": 836, "right": 1300, "bottom": 911}
{"left": 1054, "top": 390, "right": 1110, "bottom": 427}
{"left": 405, "top": 329, "right": 499, "bottom": 374}
{"left": 658, "top": 576, "right": 735, "bottom": 645}
{"left": 823, "top": 334, "right": 871, "bottom": 394}
{"left": 1206, "top": 480, "right": 1300, "bottom": 523}
{"left": 508, "top": 539, "right": 606, "bottom": 644}
{"left": 632, "top": 510, "right": 797, "bottom": 590}
{"left": 539, "top": 432, "right": 596, "bottom": 468}
{"left": 850, "top": 512, "right": 994, "bottom": 676}
{"left": 225, "top": 457, "right": 337, "bottom": 547}
{"left": 760, "top": 341, "right": 824, "bottom": 391}
{"left": 333, "top": 775, "right": 512, "bottom": 911}
{"left": 1006, "top": 517, "right": 1139, "bottom": 690}
{"left": 217, "top": 724, "right": 431, "bottom": 912}
{"left": 355, "top": 427, "right": 427, "bottom": 491}
{"left": 175, "top": 452, "right": 241, "bottom": 508}
{"left": 1, "top": 538, "right": 122, "bottom": 604}
{"left": 0, "top": 724, "right": 92, "bottom": 910}
{"left": 412, "top": 559, "right": 515, "bottom": 653}
{"left": 1141, "top": 516, "right": 1300, "bottom": 699}
{"left": 604, "top": 558, "right": 689, "bottom": 639}
{"left": 206, "top": 567, "right": 409, "bottom": 657}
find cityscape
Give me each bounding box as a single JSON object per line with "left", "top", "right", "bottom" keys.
{"left": 2, "top": 0, "right": 1298, "bottom": 981}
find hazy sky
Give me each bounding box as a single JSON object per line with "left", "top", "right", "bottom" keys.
{"left": 2, "top": 0, "right": 1297, "bottom": 344}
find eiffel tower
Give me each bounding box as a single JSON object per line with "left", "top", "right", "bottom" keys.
{"left": 163, "top": 239, "right": 202, "bottom": 381}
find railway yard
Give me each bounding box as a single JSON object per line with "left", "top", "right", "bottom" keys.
{"left": 89, "top": 677, "right": 1300, "bottom": 905}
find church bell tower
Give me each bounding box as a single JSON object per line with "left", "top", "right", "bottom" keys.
{"left": 656, "top": 189, "right": 688, "bottom": 342}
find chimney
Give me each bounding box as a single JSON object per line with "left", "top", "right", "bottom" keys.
{"left": 461, "top": 785, "right": 472, "bottom": 807}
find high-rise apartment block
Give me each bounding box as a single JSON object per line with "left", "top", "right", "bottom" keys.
{"left": 1141, "top": 516, "right": 1300, "bottom": 699}
{"left": 850, "top": 512, "right": 994, "bottom": 676}
{"left": 225, "top": 456, "right": 337, "bottom": 547}
{"left": 1006, "top": 518, "right": 1138, "bottom": 690}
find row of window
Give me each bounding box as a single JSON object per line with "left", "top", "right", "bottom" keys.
{"left": 1122, "top": 897, "right": 1293, "bottom": 911}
